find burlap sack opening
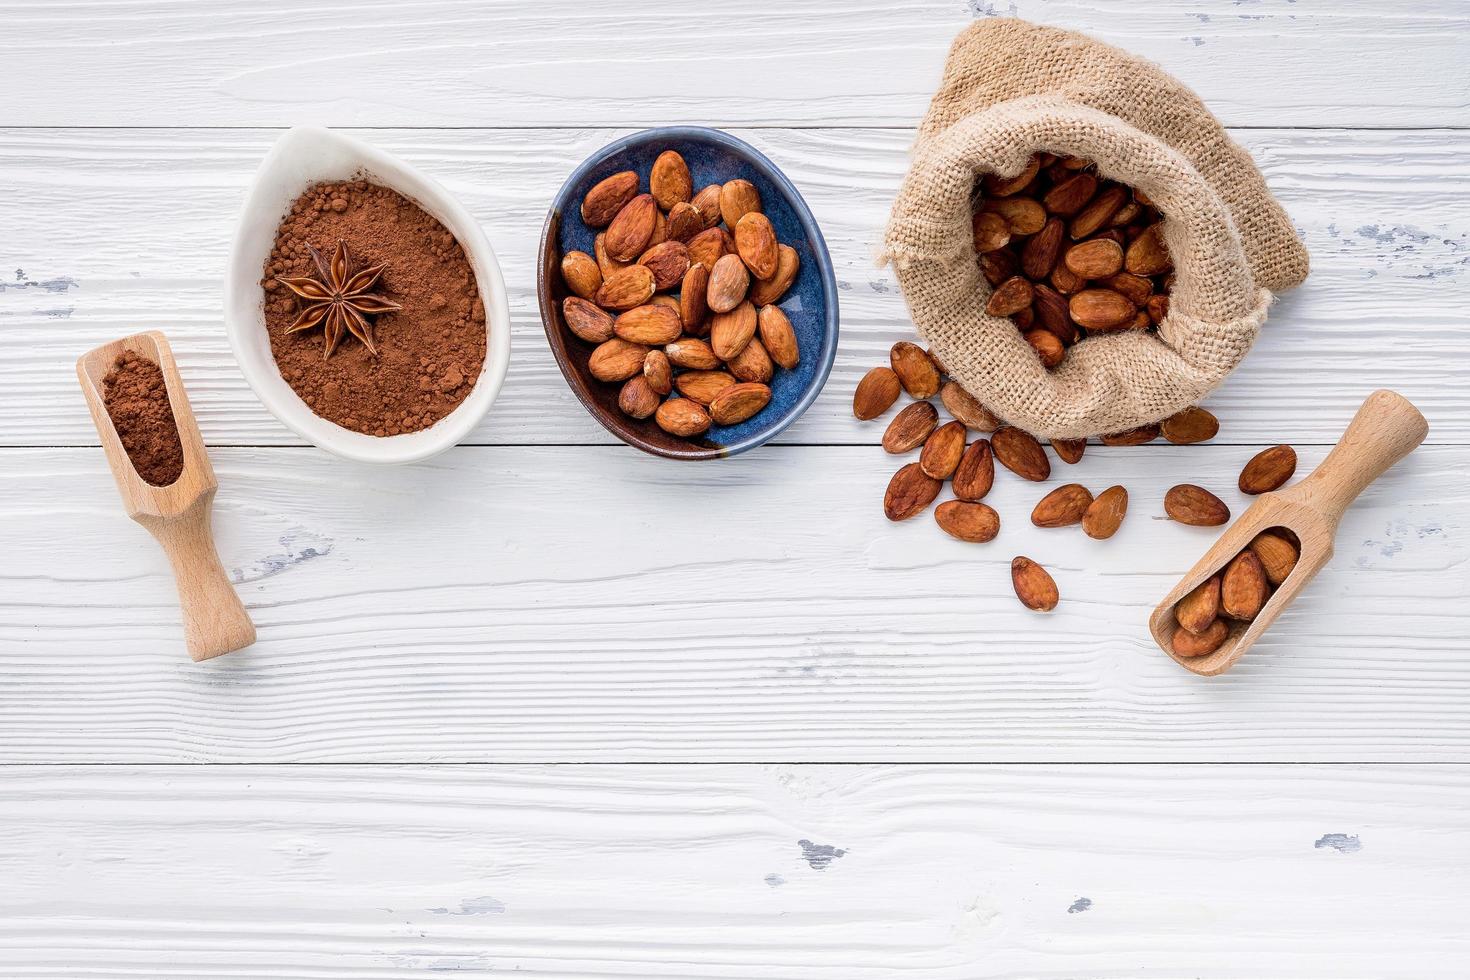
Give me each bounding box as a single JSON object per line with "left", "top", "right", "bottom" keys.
{"left": 884, "top": 19, "right": 1309, "bottom": 440}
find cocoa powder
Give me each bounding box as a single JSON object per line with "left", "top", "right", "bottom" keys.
{"left": 102, "top": 351, "right": 185, "bottom": 486}
{"left": 261, "top": 179, "right": 487, "bottom": 437}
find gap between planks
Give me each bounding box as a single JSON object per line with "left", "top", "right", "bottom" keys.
{"left": 2, "top": 441, "right": 1464, "bottom": 450}
{"left": 1, "top": 760, "right": 1464, "bottom": 767}
{"left": 0, "top": 124, "right": 1467, "bottom": 131}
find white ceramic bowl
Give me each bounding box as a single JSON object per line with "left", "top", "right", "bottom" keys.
{"left": 225, "top": 126, "right": 510, "bottom": 464}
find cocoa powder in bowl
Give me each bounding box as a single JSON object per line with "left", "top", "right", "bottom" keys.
{"left": 261, "top": 179, "right": 487, "bottom": 437}
{"left": 102, "top": 351, "right": 185, "bottom": 486}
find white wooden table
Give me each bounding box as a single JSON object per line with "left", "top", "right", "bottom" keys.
{"left": 3, "top": 2, "right": 1468, "bottom": 975}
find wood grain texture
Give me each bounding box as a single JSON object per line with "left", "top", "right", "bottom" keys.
{"left": 3, "top": 5, "right": 1466, "bottom": 968}
{"left": 76, "top": 330, "right": 255, "bottom": 660}
{"left": 0, "top": 764, "right": 1466, "bottom": 977}
{"left": 2, "top": 0, "right": 1466, "bottom": 128}
{"left": 1, "top": 128, "right": 1467, "bottom": 447}
{"left": 1153, "top": 390, "right": 1430, "bottom": 675}
{"left": 2, "top": 444, "right": 1463, "bottom": 763}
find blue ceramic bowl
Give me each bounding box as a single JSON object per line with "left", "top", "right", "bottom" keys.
{"left": 538, "top": 127, "right": 839, "bottom": 460}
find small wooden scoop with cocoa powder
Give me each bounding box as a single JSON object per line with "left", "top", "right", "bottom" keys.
{"left": 77, "top": 331, "right": 255, "bottom": 661}
{"left": 1149, "top": 390, "right": 1427, "bottom": 676}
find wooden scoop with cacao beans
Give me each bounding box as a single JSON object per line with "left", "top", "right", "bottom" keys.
{"left": 1149, "top": 390, "right": 1427, "bottom": 676}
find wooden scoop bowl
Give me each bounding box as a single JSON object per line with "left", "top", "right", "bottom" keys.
{"left": 1149, "top": 390, "right": 1427, "bottom": 676}
{"left": 77, "top": 331, "right": 256, "bottom": 662}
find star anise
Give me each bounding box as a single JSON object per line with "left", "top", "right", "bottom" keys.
{"left": 277, "top": 240, "right": 402, "bottom": 358}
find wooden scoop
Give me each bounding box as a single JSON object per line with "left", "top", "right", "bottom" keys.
{"left": 1149, "top": 390, "right": 1427, "bottom": 676}
{"left": 77, "top": 331, "right": 256, "bottom": 661}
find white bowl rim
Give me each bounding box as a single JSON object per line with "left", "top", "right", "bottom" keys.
{"left": 224, "top": 126, "right": 511, "bottom": 464}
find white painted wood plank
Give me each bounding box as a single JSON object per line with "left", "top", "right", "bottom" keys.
{"left": 2, "top": 1, "right": 1466, "bottom": 128}
{"left": 2, "top": 444, "right": 1463, "bottom": 763}
{"left": 1, "top": 127, "right": 1466, "bottom": 446}
{"left": 0, "top": 764, "right": 1466, "bottom": 977}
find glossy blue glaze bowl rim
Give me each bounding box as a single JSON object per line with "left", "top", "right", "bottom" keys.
{"left": 538, "top": 125, "right": 839, "bottom": 459}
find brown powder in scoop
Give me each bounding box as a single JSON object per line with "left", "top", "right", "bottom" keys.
{"left": 102, "top": 351, "right": 185, "bottom": 486}
{"left": 261, "top": 178, "right": 487, "bottom": 437}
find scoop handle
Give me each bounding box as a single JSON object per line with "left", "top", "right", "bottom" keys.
{"left": 141, "top": 492, "right": 256, "bottom": 661}
{"left": 1284, "top": 390, "right": 1427, "bottom": 524}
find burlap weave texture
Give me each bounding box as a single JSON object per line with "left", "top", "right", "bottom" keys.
{"left": 884, "top": 19, "right": 1308, "bottom": 438}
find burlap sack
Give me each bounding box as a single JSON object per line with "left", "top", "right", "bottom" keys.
{"left": 884, "top": 19, "right": 1309, "bottom": 439}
